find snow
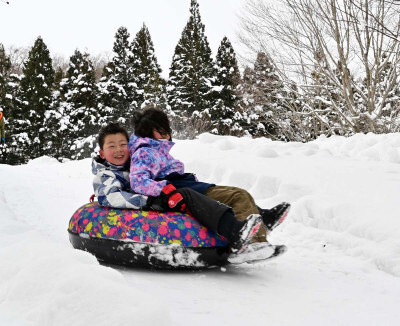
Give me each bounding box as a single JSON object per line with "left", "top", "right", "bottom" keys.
{"left": 1, "top": 132, "right": 400, "bottom": 325}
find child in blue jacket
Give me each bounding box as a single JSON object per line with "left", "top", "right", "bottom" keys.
{"left": 93, "top": 122, "right": 264, "bottom": 253}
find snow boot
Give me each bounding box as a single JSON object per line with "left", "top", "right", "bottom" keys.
{"left": 230, "top": 214, "right": 262, "bottom": 254}
{"left": 259, "top": 202, "right": 291, "bottom": 233}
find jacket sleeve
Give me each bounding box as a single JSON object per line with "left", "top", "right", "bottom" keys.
{"left": 129, "top": 147, "right": 168, "bottom": 196}
{"left": 93, "top": 169, "right": 148, "bottom": 209}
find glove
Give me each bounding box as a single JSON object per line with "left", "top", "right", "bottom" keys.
{"left": 1, "top": 137, "right": 4, "bottom": 144}
{"left": 147, "top": 184, "right": 186, "bottom": 212}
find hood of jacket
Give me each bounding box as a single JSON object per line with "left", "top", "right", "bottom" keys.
{"left": 92, "top": 156, "right": 130, "bottom": 175}
{"left": 128, "top": 134, "right": 175, "bottom": 156}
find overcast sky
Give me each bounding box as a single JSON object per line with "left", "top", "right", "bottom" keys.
{"left": 0, "top": 0, "right": 246, "bottom": 75}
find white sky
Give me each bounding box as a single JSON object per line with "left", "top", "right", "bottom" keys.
{"left": 0, "top": 0, "right": 246, "bottom": 75}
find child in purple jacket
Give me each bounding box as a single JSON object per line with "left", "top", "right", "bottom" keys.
{"left": 94, "top": 121, "right": 264, "bottom": 254}
{"left": 129, "top": 108, "right": 291, "bottom": 245}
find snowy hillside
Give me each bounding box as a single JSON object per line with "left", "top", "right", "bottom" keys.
{"left": 1, "top": 132, "right": 399, "bottom": 326}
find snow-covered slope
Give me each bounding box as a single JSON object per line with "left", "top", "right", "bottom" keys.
{"left": 1, "top": 132, "right": 399, "bottom": 326}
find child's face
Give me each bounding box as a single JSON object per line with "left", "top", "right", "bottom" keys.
{"left": 99, "top": 133, "right": 129, "bottom": 166}
{"left": 153, "top": 129, "right": 171, "bottom": 141}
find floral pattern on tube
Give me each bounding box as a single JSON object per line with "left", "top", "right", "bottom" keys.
{"left": 69, "top": 202, "right": 227, "bottom": 247}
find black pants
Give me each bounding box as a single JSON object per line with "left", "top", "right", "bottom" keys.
{"left": 173, "top": 188, "right": 232, "bottom": 234}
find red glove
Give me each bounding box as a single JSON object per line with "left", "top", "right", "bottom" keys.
{"left": 147, "top": 184, "right": 187, "bottom": 212}
{"left": 161, "top": 184, "right": 186, "bottom": 211}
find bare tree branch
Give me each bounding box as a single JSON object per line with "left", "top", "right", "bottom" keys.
{"left": 238, "top": 0, "right": 400, "bottom": 135}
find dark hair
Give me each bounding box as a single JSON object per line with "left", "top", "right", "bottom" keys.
{"left": 131, "top": 108, "right": 172, "bottom": 139}
{"left": 98, "top": 122, "right": 129, "bottom": 149}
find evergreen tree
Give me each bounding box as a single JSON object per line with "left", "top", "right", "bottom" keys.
{"left": 0, "top": 44, "right": 14, "bottom": 163}
{"left": 59, "top": 50, "right": 98, "bottom": 159}
{"left": 3, "top": 72, "right": 27, "bottom": 164}
{"left": 16, "top": 37, "right": 55, "bottom": 160}
{"left": 97, "top": 26, "right": 135, "bottom": 128}
{"left": 208, "top": 37, "right": 242, "bottom": 135}
{"left": 239, "top": 52, "right": 288, "bottom": 139}
{"left": 49, "top": 67, "right": 65, "bottom": 157}
{"left": 0, "top": 44, "right": 12, "bottom": 110}
{"left": 131, "top": 23, "right": 166, "bottom": 109}
{"left": 54, "top": 67, "right": 64, "bottom": 90}
{"left": 96, "top": 62, "right": 116, "bottom": 126}
{"left": 167, "top": 0, "right": 215, "bottom": 115}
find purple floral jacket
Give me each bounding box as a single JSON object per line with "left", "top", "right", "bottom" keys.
{"left": 128, "top": 134, "right": 185, "bottom": 196}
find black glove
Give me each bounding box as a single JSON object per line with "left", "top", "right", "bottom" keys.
{"left": 146, "top": 196, "right": 165, "bottom": 212}
{"left": 146, "top": 184, "right": 186, "bottom": 212}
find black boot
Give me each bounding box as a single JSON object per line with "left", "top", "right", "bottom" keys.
{"left": 230, "top": 214, "right": 262, "bottom": 254}
{"left": 217, "top": 211, "right": 262, "bottom": 254}
{"left": 259, "top": 202, "right": 291, "bottom": 232}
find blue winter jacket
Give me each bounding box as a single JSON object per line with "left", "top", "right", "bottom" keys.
{"left": 92, "top": 156, "right": 148, "bottom": 209}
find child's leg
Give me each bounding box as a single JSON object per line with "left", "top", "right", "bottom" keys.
{"left": 176, "top": 188, "right": 262, "bottom": 252}
{"left": 177, "top": 188, "right": 231, "bottom": 233}
{"left": 205, "top": 185, "right": 267, "bottom": 243}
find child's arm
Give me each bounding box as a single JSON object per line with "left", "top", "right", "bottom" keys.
{"left": 129, "top": 148, "right": 168, "bottom": 196}
{"left": 93, "top": 169, "right": 148, "bottom": 209}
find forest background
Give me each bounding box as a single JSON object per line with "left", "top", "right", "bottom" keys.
{"left": 1, "top": 0, "right": 400, "bottom": 164}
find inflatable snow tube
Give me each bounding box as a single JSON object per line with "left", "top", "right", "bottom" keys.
{"left": 68, "top": 202, "right": 229, "bottom": 269}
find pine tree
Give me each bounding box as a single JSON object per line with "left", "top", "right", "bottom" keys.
{"left": 2, "top": 72, "right": 27, "bottom": 164}
{"left": 49, "top": 68, "right": 65, "bottom": 157}
{"left": 239, "top": 52, "right": 288, "bottom": 139}
{"left": 0, "top": 44, "right": 14, "bottom": 163}
{"left": 54, "top": 67, "right": 64, "bottom": 90}
{"left": 208, "top": 37, "right": 242, "bottom": 135}
{"left": 0, "top": 44, "right": 12, "bottom": 110}
{"left": 17, "top": 36, "right": 55, "bottom": 159}
{"left": 167, "top": 0, "right": 215, "bottom": 116}
{"left": 97, "top": 26, "right": 135, "bottom": 128}
{"left": 59, "top": 49, "right": 98, "bottom": 159}
{"left": 96, "top": 62, "right": 116, "bottom": 126}
{"left": 131, "top": 24, "right": 166, "bottom": 110}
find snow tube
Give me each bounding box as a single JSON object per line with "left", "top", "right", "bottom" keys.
{"left": 68, "top": 202, "right": 229, "bottom": 269}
